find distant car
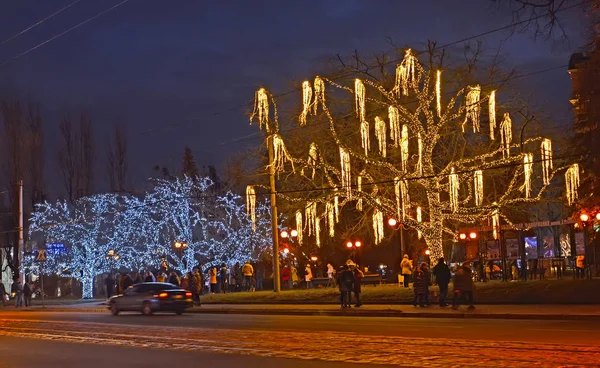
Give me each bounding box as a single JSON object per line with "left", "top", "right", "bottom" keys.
{"left": 108, "top": 282, "right": 193, "bottom": 316}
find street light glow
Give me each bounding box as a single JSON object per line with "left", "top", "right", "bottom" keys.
{"left": 580, "top": 213, "right": 589, "bottom": 222}
{"left": 469, "top": 232, "right": 477, "bottom": 239}
{"left": 459, "top": 233, "right": 467, "bottom": 240}
{"left": 174, "top": 241, "right": 182, "bottom": 249}
{"left": 346, "top": 241, "right": 353, "bottom": 248}
{"left": 310, "top": 256, "right": 318, "bottom": 261}
{"left": 425, "top": 249, "right": 431, "bottom": 256}
{"left": 281, "top": 230, "right": 289, "bottom": 238}
{"left": 387, "top": 218, "right": 397, "bottom": 227}
{"left": 283, "top": 248, "right": 289, "bottom": 254}
{"left": 290, "top": 229, "right": 298, "bottom": 237}
{"left": 354, "top": 241, "right": 361, "bottom": 247}
{"left": 596, "top": 213, "right": 600, "bottom": 221}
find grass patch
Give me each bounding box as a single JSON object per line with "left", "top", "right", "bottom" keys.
{"left": 201, "top": 279, "right": 600, "bottom": 305}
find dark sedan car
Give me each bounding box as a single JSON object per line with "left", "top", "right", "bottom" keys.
{"left": 108, "top": 282, "right": 193, "bottom": 316}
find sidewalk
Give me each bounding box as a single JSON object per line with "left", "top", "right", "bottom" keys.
{"left": 17, "top": 302, "right": 600, "bottom": 321}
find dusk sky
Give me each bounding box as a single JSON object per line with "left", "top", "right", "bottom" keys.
{"left": 0, "top": 0, "right": 587, "bottom": 195}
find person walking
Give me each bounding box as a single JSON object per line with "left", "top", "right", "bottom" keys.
{"left": 281, "top": 266, "right": 291, "bottom": 289}
{"left": 338, "top": 265, "right": 354, "bottom": 308}
{"left": 209, "top": 267, "right": 218, "bottom": 294}
{"left": 452, "top": 262, "right": 475, "bottom": 310}
{"left": 194, "top": 269, "right": 203, "bottom": 304}
{"left": 400, "top": 254, "right": 413, "bottom": 288}
{"left": 144, "top": 271, "right": 155, "bottom": 283}
{"left": 291, "top": 264, "right": 299, "bottom": 289}
{"left": 433, "top": 257, "right": 451, "bottom": 307}
{"left": 413, "top": 263, "right": 429, "bottom": 307}
{"left": 23, "top": 281, "right": 32, "bottom": 307}
{"left": 304, "top": 264, "right": 313, "bottom": 289}
{"left": 105, "top": 274, "right": 115, "bottom": 299}
{"left": 576, "top": 255, "right": 585, "bottom": 279}
{"left": 327, "top": 263, "right": 337, "bottom": 288}
{"left": 0, "top": 280, "right": 8, "bottom": 307}
{"left": 352, "top": 265, "right": 364, "bottom": 307}
{"left": 242, "top": 261, "right": 254, "bottom": 292}
{"left": 167, "top": 272, "right": 180, "bottom": 287}
{"left": 219, "top": 264, "right": 228, "bottom": 293}
{"left": 156, "top": 272, "right": 166, "bottom": 283}
{"left": 13, "top": 278, "right": 24, "bottom": 308}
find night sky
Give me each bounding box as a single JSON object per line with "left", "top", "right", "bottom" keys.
{"left": 0, "top": 0, "right": 586, "bottom": 196}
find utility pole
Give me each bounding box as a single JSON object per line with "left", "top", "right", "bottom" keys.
{"left": 268, "top": 135, "right": 281, "bottom": 293}
{"left": 15, "top": 180, "right": 24, "bottom": 282}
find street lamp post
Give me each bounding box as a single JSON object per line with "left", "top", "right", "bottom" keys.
{"left": 346, "top": 240, "right": 362, "bottom": 262}
{"left": 387, "top": 218, "right": 406, "bottom": 256}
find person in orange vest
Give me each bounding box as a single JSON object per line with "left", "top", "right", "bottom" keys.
{"left": 576, "top": 255, "right": 585, "bottom": 279}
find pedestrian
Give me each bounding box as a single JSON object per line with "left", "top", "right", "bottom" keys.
{"left": 400, "top": 254, "right": 413, "bottom": 288}
{"left": 291, "top": 264, "right": 299, "bottom": 288}
{"left": 413, "top": 263, "right": 429, "bottom": 308}
{"left": 23, "top": 281, "right": 32, "bottom": 307}
{"left": 167, "top": 272, "right": 180, "bottom": 287}
{"left": 304, "top": 264, "right": 313, "bottom": 288}
{"left": 433, "top": 257, "right": 451, "bottom": 307}
{"left": 576, "top": 255, "right": 585, "bottom": 279}
{"left": 352, "top": 264, "right": 364, "bottom": 307}
{"left": 144, "top": 270, "right": 155, "bottom": 283}
{"left": 105, "top": 274, "right": 115, "bottom": 299}
{"left": 209, "top": 267, "right": 218, "bottom": 294}
{"left": 452, "top": 262, "right": 475, "bottom": 310}
{"left": 219, "top": 264, "right": 228, "bottom": 293}
{"left": 0, "top": 280, "right": 8, "bottom": 307}
{"left": 338, "top": 265, "right": 354, "bottom": 308}
{"left": 156, "top": 271, "right": 166, "bottom": 283}
{"left": 281, "top": 265, "right": 291, "bottom": 289}
{"left": 181, "top": 272, "right": 191, "bottom": 290}
{"left": 194, "top": 269, "right": 203, "bottom": 304}
{"left": 242, "top": 261, "right": 254, "bottom": 292}
{"left": 327, "top": 263, "right": 337, "bottom": 287}
{"left": 13, "top": 278, "right": 24, "bottom": 308}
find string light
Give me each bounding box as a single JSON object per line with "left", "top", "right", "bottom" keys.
{"left": 474, "top": 170, "right": 483, "bottom": 206}
{"left": 416, "top": 206, "right": 422, "bottom": 239}
{"left": 396, "top": 48, "right": 416, "bottom": 96}
{"left": 306, "top": 202, "right": 316, "bottom": 236}
{"left": 464, "top": 85, "right": 481, "bottom": 133}
{"left": 250, "top": 87, "right": 270, "bottom": 132}
{"left": 246, "top": 185, "right": 256, "bottom": 231}
{"left": 395, "top": 177, "right": 401, "bottom": 221}
{"left": 308, "top": 142, "right": 319, "bottom": 179}
{"left": 313, "top": 76, "right": 325, "bottom": 114}
{"left": 500, "top": 113, "right": 512, "bottom": 158}
{"left": 375, "top": 116, "right": 387, "bottom": 157}
{"left": 360, "top": 120, "right": 370, "bottom": 156}
{"left": 326, "top": 201, "right": 335, "bottom": 237}
{"left": 436, "top": 70, "right": 442, "bottom": 118}
{"left": 492, "top": 206, "right": 500, "bottom": 240}
{"left": 334, "top": 193, "right": 340, "bottom": 223}
{"left": 356, "top": 175, "right": 363, "bottom": 211}
{"left": 541, "top": 138, "right": 553, "bottom": 185}
{"left": 523, "top": 153, "right": 533, "bottom": 199}
{"left": 489, "top": 90, "right": 496, "bottom": 140}
{"left": 295, "top": 210, "right": 303, "bottom": 245}
{"left": 299, "top": 81, "right": 312, "bottom": 126}
{"left": 340, "top": 147, "right": 351, "bottom": 196}
{"left": 401, "top": 125, "right": 409, "bottom": 172}
{"left": 388, "top": 106, "right": 400, "bottom": 147}
{"left": 449, "top": 167, "right": 459, "bottom": 212}
{"left": 417, "top": 132, "right": 423, "bottom": 176}
{"left": 565, "top": 164, "right": 580, "bottom": 205}
{"left": 271, "top": 134, "right": 294, "bottom": 175}
{"left": 315, "top": 216, "right": 321, "bottom": 247}
{"left": 355, "top": 78, "right": 366, "bottom": 122}
{"left": 373, "top": 199, "right": 384, "bottom": 244}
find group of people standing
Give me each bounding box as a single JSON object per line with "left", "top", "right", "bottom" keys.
{"left": 337, "top": 263, "right": 364, "bottom": 308}
{"left": 401, "top": 255, "right": 475, "bottom": 310}
{"left": 0, "top": 278, "right": 35, "bottom": 308}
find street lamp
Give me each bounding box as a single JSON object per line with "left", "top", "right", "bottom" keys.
{"left": 290, "top": 229, "right": 298, "bottom": 237}
{"left": 346, "top": 241, "right": 353, "bottom": 248}
{"left": 469, "top": 232, "right": 477, "bottom": 240}
{"left": 280, "top": 230, "right": 289, "bottom": 239}
{"left": 580, "top": 213, "right": 590, "bottom": 222}
{"left": 387, "top": 218, "right": 398, "bottom": 227}
{"left": 387, "top": 218, "right": 406, "bottom": 256}
{"left": 310, "top": 256, "right": 318, "bottom": 262}
{"left": 283, "top": 247, "right": 290, "bottom": 254}
{"left": 459, "top": 233, "right": 467, "bottom": 240}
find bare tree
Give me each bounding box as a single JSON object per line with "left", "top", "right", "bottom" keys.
{"left": 79, "top": 111, "right": 94, "bottom": 197}
{"left": 107, "top": 123, "right": 129, "bottom": 193}
{"left": 58, "top": 113, "right": 79, "bottom": 203}
{"left": 27, "top": 102, "right": 45, "bottom": 207}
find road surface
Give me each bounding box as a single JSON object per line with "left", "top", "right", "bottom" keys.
{"left": 0, "top": 309, "right": 599, "bottom": 367}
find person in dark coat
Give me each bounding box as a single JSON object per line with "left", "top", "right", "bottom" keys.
{"left": 134, "top": 272, "right": 143, "bottom": 284}
{"left": 352, "top": 265, "right": 364, "bottom": 307}
{"left": 105, "top": 274, "right": 115, "bottom": 298}
{"left": 413, "top": 263, "right": 429, "bottom": 308}
{"left": 338, "top": 265, "right": 354, "bottom": 308}
{"left": 452, "top": 262, "right": 475, "bottom": 310}
{"left": 0, "top": 280, "right": 7, "bottom": 307}
{"left": 122, "top": 273, "right": 134, "bottom": 290}
{"left": 23, "top": 281, "right": 32, "bottom": 307}
{"left": 219, "top": 264, "right": 228, "bottom": 293}
{"left": 168, "top": 272, "right": 180, "bottom": 287}
{"left": 433, "top": 257, "right": 451, "bottom": 307}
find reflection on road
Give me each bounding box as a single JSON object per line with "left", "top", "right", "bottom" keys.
{"left": 1, "top": 317, "right": 599, "bottom": 366}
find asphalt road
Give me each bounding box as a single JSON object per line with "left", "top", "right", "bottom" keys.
{"left": 0, "top": 310, "right": 599, "bottom": 367}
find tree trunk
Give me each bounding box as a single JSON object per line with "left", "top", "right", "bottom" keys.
{"left": 80, "top": 271, "right": 94, "bottom": 299}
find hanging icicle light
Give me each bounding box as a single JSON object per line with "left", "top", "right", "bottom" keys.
{"left": 474, "top": 170, "right": 483, "bottom": 206}
{"left": 355, "top": 79, "right": 366, "bottom": 122}
{"left": 339, "top": 147, "right": 351, "bottom": 196}
{"left": 373, "top": 199, "right": 384, "bottom": 245}
{"left": 356, "top": 175, "right": 363, "bottom": 211}
{"left": 523, "top": 153, "right": 533, "bottom": 199}
{"left": 463, "top": 85, "right": 481, "bottom": 133}
{"left": 326, "top": 202, "right": 335, "bottom": 237}
{"left": 388, "top": 106, "right": 400, "bottom": 147}
{"left": 489, "top": 90, "right": 496, "bottom": 140}
{"left": 401, "top": 125, "right": 409, "bottom": 172}
{"left": 250, "top": 87, "right": 270, "bottom": 132}
{"left": 299, "top": 81, "right": 313, "bottom": 126}
{"left": 394, "top": 177, "right": 401, "bottom": 221}
{"left": 360, "top": 120, "right": 370, "bottom": 156}
{"left": 395, "top": 48, "right": 416, "bottom": 96}
{"left": 315, "top": 217, "right": 321, "bottom": 247}
{"left": 308, "top": 142, "right": 319, "bottom": 179}
{"left": 271, "top": 134, "right": 294, "bottom": 174}
{"left": 436, "top": 70, "right": 442, "bottom": 118}
{"left": 306, "top": 202, "right": 316, "bottom": 236}
{"left": 417, "top": 132, "right": 423, "bottom": 175}
{"left": 449, "top": 167, "right": 459, "bottom": 212}
{"left": 246, "top": 185, "right": 256, "bottom": 232}
{"left": 295, "top": 211, "right": 303, "bottom": 246}
{"left": 375, "top": 116, "right": 387, "bottom": 157}
{"left": 334, "top": 193, "right": 340, "bottom": 223}
{"left": 312, "top": 76, "right": 325, "bottom": 114}
{"left": 565, "top": 164, "right": 580, "bottom": 206}
{"left": 492, "top": 207, "right": 500, "bottom": 240}
{"left": 500, "top": 113, "right": 512, "bottom": 158}
{"left": 541, "top": 138, "right": 553, "bottom": 185}
{"left": 416, "top": 206, "right": 422, "bottom": 239}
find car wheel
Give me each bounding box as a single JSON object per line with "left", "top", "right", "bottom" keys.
{"left": 110, "top": 302, "right": 119, "bottom": 316}
{"left": 142, "top": 302, "right": 153, "bottom": 316}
